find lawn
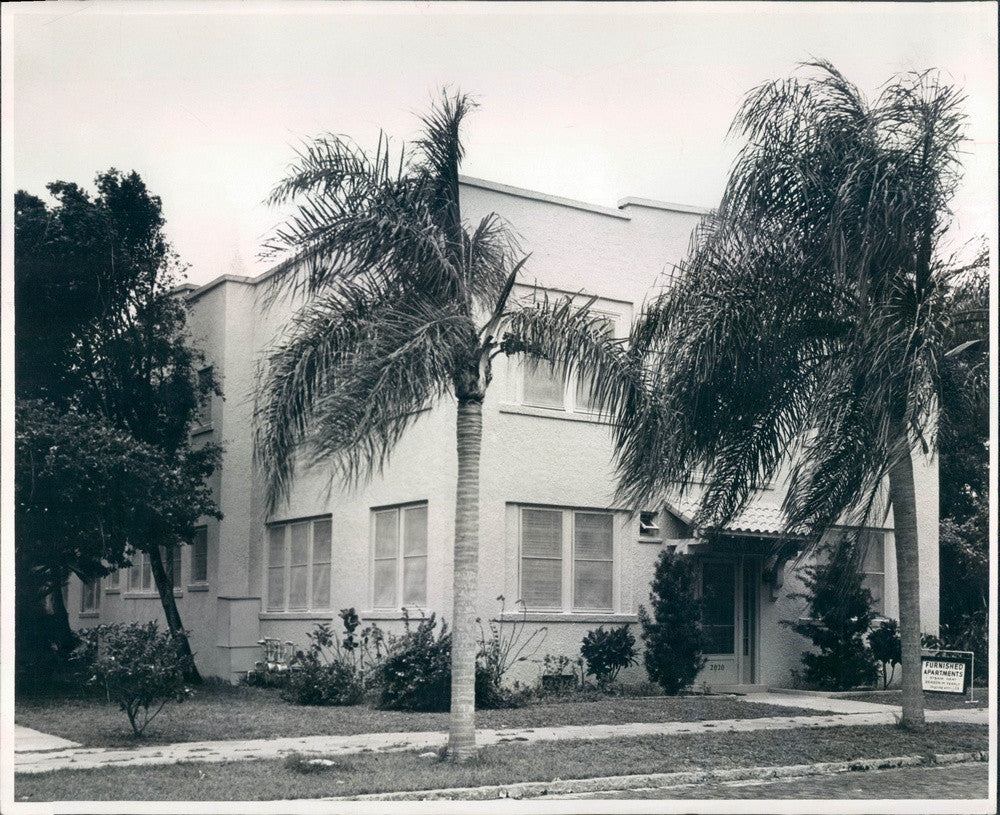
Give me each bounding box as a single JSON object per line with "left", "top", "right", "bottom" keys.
{"left": 837, "top": 686, "right": 991, "bottom": 709}
{"left": 15, "top": 723, "right": 987, "bottom": 802}
{"left": 15, "top": 682, "right": 822, "bottom": 748}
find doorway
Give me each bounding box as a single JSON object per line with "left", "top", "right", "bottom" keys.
{"left": 696, "top": 555, "right": 758, "bottom": 687}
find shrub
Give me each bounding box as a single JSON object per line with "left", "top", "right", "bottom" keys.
{"left": 372, "top": 614, "right": 452, "bottom": 711}
{"left": 639, "top": 550, "right": 706, "bottom": 695}
{"left": 785, "top": 544, "right": 878, "bottom": 691}
{"left": 281, "top": 611, "right": 384, "bottom": 706}
{"left": 370, "top": 612, "right": 526, "bottom": 711}
{"left": 78, "top": 622, "right": 193, "bottom": 736}
{"left": 581, "top": 625, "right": 638, "bottom": 687}
{"left": 868, "top": 619, "right": 902, "bottom": 689}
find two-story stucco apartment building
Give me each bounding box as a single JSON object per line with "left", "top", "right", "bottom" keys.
{"left": 64, "top": 177, "right": 940, "bottom": 690}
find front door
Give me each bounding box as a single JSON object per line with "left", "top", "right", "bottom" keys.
{"left": 696, "top": 556, "right": 757, "bottom": 687}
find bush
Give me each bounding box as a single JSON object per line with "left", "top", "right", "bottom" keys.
{"left": 639, "top": 550, "right": 706, "bottom": 694}
{"left": 78, "top": 622, "right": 193, "bottom": 736}
{"left": 372, "top": 614, "right": 452, "bottom": 711}
{"left": 868, "top": 619, "right": 902, "bottom": 689}
{"left": 581, "top": 625, "right": 638, "bottom": 687}
{"left": 370, "top": 613, "right": 525, "bottom": 711}
{"left": 281, "top": 611, "right": 383, "bottom": 706}
{"left": 785, "top": 544, "right": 878, "bottom": 691}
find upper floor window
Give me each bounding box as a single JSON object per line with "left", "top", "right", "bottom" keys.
{"left": 372, "top": 503, "right": 428, "bottom": 610}
{"left": 194, "top": 367, "right": 214, "bottom": 428}
{"left": 520, "top": 314, "right": 615, "bottom": 414}
{"left": 267, "top": 516, "right": 332, "bottom": 612}
{"left": 519, "top": 505, "right": 615, "bottom": 613}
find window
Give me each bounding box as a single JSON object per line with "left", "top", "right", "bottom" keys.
{"left": 372, "top": 503, "right": 428, "bottom": 609}
{"left": 194, "top": 367, "right": 214, "bottom": 427}
{"left": 639, "top": 511, "right": 661, "bottom": 539}
{"left": 521, "top": 314, "right": 615, "bottom": 413}
{"left": 519, "top": 506, "right": 615, "bottom": 612}
{"left": 128, "top": 546, "right": 182, "bottom": 593}
{"left": 81, "top": 578, "right": 101, "bottom": 613}
{"left": 106, "top": 569, "right": 120, "bottom": 591}
{"left": 267, "top": 516, "right": 332, "bottom": 612}
{"left": 860, "top": 530, "right": 885, "bottom": 615}
{"left": 191, "top": 526, "right": 209, "bottom": 584}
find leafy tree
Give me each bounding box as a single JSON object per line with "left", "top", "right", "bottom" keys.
{"left": 14, "top": 170, "right": 222, "bottom": 679}
{"left": 936, "top": 248, "right": 989, "bottom": 662}
{"left": 785, "top": 544, "right": 879, "bottom": 691}
{"left": 254, "top": 93, "right": 654, "bottom": 761}
{"left": 620, "top": 62, "right": 969, "bottom": 728}
{"left": 638, "top": 550, "right": 706, "bottom": 694}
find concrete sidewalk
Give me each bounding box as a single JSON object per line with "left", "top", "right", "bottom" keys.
{"left": 14, "top": 692, "right": 989, "bottom": 775}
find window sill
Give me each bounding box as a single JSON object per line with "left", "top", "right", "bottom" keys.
{"left": 186, "top": 584, "right": 210, "bottom": 592}
{"left": 363, "top": 608, "right": 431, "bottom": 621}
{"left": 259, "top": 611, "right": 333, "bottom": 621}
{"left": 638, "top": 537, "right": 663, "bottom": 545}
{"left": 104, "top": 588, "right": 121, "bottom": 595}
{"left": 122, "top": 590, "right": 183, "bottom": 599}
{"left": 79, "top": 611, "right": 100, "bottom": 619}
{"left": 191, "top": 424, "right": 214, "bottom": 437}
{"left": 498, "top": 612, "right": 638, "bottom": 624}
{"left": 498, "top": 404, "right": 610, "bottom": 425}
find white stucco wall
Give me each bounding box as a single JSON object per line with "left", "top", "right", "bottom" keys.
{"left": 66, "top": 178, "right": 942, "bottom": 690}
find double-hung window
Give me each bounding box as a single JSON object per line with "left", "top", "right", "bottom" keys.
{"left": 267, "top": 517, "right": 332, "bottom": 612}
{"left": 128, "top": 545, "right": 182, "bottom": 593}
{"left": 859, "top": 530, "right": 885, "bottom": 615}
{"left": 81, "top": 578, "right": 101, "bottom": 613}
{"left": 190, "top": 526, "right": 209, "bottom": 585}
{"left": 372, "top": 503, "right": 428, "bottom": 610}
{"left": 519, "top": 506, "right": 615, "bottom": 612}
{"left": 521, "top": 314, "right": 614, "bottom": 414}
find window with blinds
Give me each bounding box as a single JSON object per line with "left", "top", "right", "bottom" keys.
{"left": 519, "top": 506, "right": 615, "bottom": 613}
{"left": 372, "top": 503, "right": 428, "bottom": 610}
{"left": 266, "top": 516, "right": 333, "bottom": 612}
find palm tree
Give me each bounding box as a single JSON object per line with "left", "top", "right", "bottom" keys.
{"left": 253, "top": 92, "right": 652, "bottom": 761}
{"left": 618, "top": 62, "right": 969, "bottom": 729}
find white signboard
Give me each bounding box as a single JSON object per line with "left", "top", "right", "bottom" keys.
{"left": 921, "top": 659, "right": 966, "bottom": 693}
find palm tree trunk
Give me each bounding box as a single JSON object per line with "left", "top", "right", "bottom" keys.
{"left": 887, "top": 439, "right": 925, "bottom": 730}
{"left": 448, "top": 397, "right": 482, "bottom": 762}
{"left": 148, "top": 546, "right": 202, "bottom": 683}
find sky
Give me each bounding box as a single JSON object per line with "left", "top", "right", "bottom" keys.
{"left": 2, "top": 1, "right": 997, "bottom": 287}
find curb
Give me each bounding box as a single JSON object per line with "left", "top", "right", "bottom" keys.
{"left": 332, "top": 750, "right": 989, "bottom": 801}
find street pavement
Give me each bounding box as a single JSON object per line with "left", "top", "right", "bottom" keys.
{"left": 553, "top": 760, "right": 991, "bottom": 801}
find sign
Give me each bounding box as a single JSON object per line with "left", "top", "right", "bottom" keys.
{"left": 920, "top": 655, "right": 969, "bottom": 694}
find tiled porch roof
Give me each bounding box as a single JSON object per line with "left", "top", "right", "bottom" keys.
{"left": 663, "top": 486, "right": 809, "bottom": 538}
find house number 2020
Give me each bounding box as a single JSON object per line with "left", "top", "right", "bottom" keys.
{"left": 709, "top": 663, "right": 726, "bottom": 671}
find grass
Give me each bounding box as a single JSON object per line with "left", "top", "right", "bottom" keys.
{"left": 837, "top": 685, "right": 991, "bottom": 709}
{"left": 15, "top": 723, "right": 987, "bottom": 802}
{"left": 15, "top": 682, "right": 823, "bottom": 748}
